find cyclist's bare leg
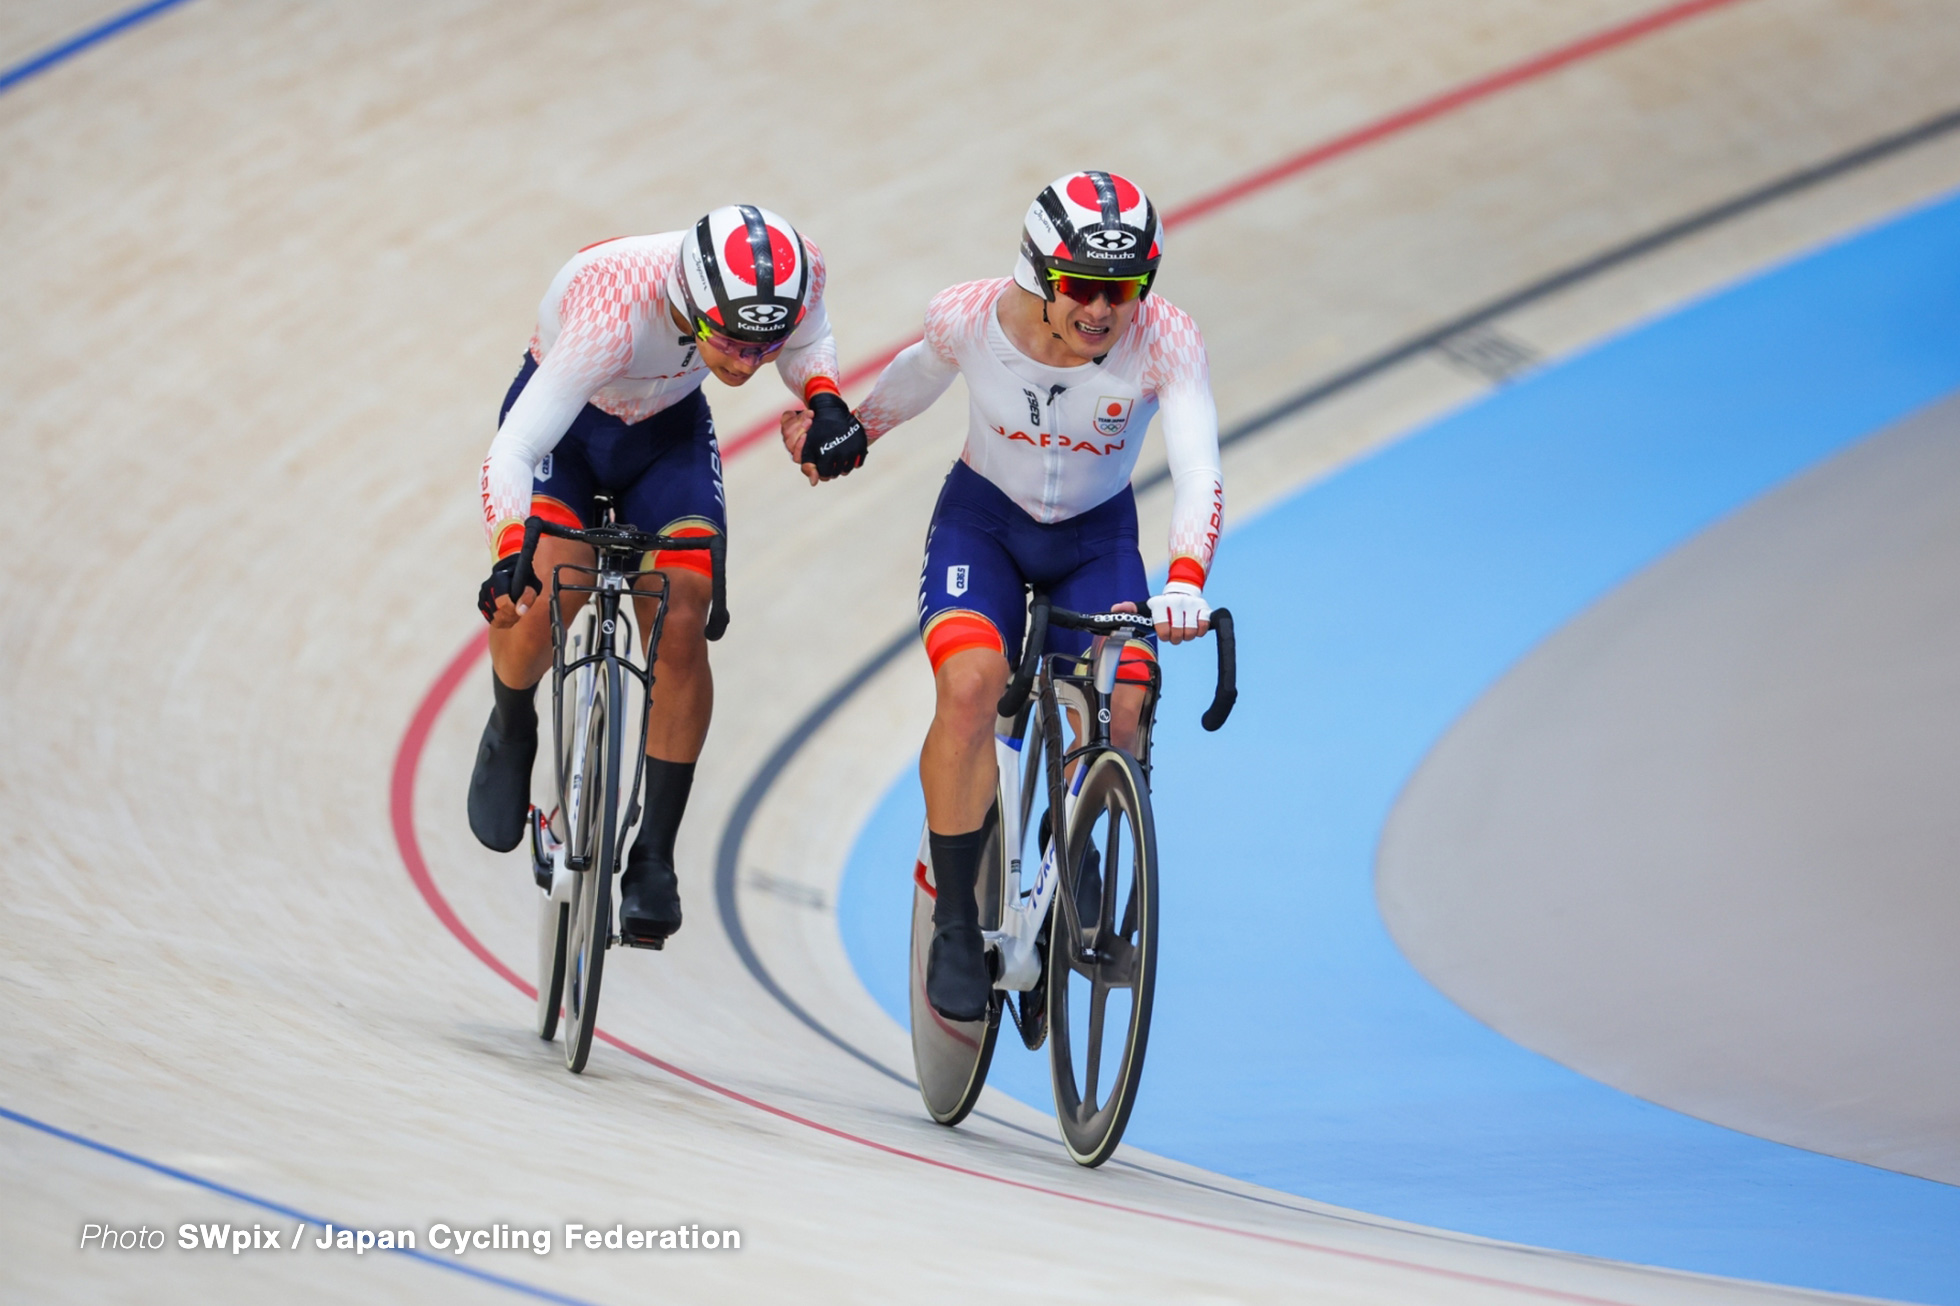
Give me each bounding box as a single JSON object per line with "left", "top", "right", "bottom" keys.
{"left": 919, "top": 645, "right": 1010, "bottom": 1019}
{"left": 632, "top": 565, "right": 712, "bottom": 763}
{"left": 617, "top": 562, "right": 713, "bottom": 942}
{"left": 486, "top": 535, "right": 594, "bottom": 689}
{"left": 922, "top": 642, "right": 1146, "bottom": 819}
{"left": 920, "top": 646, "right": 1009, "bottom": 835}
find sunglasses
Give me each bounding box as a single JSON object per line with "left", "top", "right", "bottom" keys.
{"left": 694, "top": 320, "right": 786, "bottom": 364}
{"left": 1048, "top": 270, "right": 1152, "bottom": 306}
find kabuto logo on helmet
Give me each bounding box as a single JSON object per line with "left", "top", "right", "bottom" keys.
{"left": 675, "top": 204, "right": 813, "bottom": 344}
{"left": 1013, "top": 170, "right": 1162, "bottom": 302}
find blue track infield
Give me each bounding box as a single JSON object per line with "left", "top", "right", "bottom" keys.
{"left": 838, "top": 189, "right": 1960, "bottom": 1301}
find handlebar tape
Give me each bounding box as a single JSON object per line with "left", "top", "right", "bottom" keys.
{"left": 1201, "top": 608, "right": 1237, "bottom": 732}
{"left": 704, "top": 535, "right": 730, "bottom": 641}
{"left": 515, "top": 516, "right": 545, "bottom": 604}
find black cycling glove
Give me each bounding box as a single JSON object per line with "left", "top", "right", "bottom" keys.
{"left": 803, "top": 392, "right": 868, "bottom": 479}
{"left": 477, "top": 553, "right": 536, "bottom": 623}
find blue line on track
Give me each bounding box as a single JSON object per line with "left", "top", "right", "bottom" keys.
{"left": 0, "top": 0, "right": 197, "bottom": 96}
{"left": 1, "top": 1104, "right": 601, "bottom": 1306}
{"left": 840, "top": 190, "right": 1960, "bottom": 1302}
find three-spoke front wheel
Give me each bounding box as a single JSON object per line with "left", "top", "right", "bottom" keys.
{"left": 559, "top": 657, "right": 620, "bottom": 1074}
{"left": 535, "top": 898, "right": 569, "bottom": 1040}
{"left": 533, "top": 806, "right": 569, "bottom": 1041}
{"left": 1046, "top": 748, "right": 1157, "bottom": 1167}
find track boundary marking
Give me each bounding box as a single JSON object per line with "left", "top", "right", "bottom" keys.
{"left": 0, "top": 1104, "right": 599, "bottom": 1306}
{"left": 0, "top": 0, "right": 197, "bottom": 96}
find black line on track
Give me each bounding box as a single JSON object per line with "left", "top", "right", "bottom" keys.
{"left": 712, "top": 103, "right": 1960, "bottom": 1175}
{"left": 713, "top": 633, "right": 916, "bottom": 1087}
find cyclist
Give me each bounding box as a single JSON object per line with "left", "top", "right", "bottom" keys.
{"left": 784, "top": 171, "right": 1222, "bottom": 1019}
{"left": 472, "top": 205, "right": 866, "bottom": 944}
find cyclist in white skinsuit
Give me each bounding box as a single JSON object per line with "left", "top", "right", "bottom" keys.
{"left": 784, "top": 171, "right": 1222, "bottom": 1019}
{"left": 473, "top": 206, "right": 868, "bottom": 944}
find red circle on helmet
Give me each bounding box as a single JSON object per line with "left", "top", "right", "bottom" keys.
{"left": 1065, "top": 173, "right": 1141, "bottom": 211}
{"left": 721, "top": 224, "right": 798, "bottom": 289}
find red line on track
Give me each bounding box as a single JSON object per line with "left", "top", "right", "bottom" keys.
{"left": 395, "top": 4, "right": 1753, "bottom": 1297}
{"left": 718, "top": 0, "right": 1753, "bottom": 461}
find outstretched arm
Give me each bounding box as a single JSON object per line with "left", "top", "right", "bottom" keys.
{"left": 853, "top": 339, "right": 960, "bottom": 441}
{"left": 781, "top": 280, "right": 991, "bottom": 484}
{"left": 1148, "top": 305, "right": 1223, "bottom": 643}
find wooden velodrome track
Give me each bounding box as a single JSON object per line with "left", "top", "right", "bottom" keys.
{"left": 5, "top": 1, "right": 1960, "bottom": 1301}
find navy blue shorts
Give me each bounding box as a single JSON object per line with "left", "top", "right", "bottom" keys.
{"left": 499, "top": 354, "right": 726, "bottom": 574}
{"left": 918, "top": 460, "right": 1153, "bottom": 673}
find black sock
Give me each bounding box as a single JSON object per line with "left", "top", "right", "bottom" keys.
{"left": 928, "top": 823, "right": 991, "bottom": 931}
{"left": 490, "top": 671, "right": 537, "bottom": 736}
{"left": 631, "top": 757, "right": 696, "bottom": 872}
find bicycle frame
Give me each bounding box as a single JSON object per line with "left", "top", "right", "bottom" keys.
{"left": 966, "top": 593, "right": 1232, "bottom": 990}
{"left": 539, "top": 563, "right": 658, "bottom": 899}
{"left": 906, "top": 591, "right": 1233, "bottom": 1135}
{"left": 983, "top": 627, "right": 1159, "bottom": 991}
{"left": 515, "top": 509, "right": 727, "bottom": 908}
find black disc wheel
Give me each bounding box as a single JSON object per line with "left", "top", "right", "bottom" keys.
{"left": 908, "top": 806, "right": 1004, "bottom": 1126}
{"left": 560, "top": 657, "right": 620, "bottom": 1074}
{"left": 1046, "top": 748, "right": 1158, "bottom": 1167}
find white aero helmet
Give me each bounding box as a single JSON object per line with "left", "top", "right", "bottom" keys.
{"left": 675, "top": 204, "right": 813, "bottom": 345}
{"left": 1013, "top": 170, "right": 1162, "bottom": 300}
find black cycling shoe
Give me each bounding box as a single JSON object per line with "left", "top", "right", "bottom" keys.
{"left": 617, "top": 839, "right": 682, "bottom": 944}
{"left": 467, "top": 701, "right": 536, "bottom": 853}
{"left": 926, "top": 923, "right": 991, "bottom": 1022}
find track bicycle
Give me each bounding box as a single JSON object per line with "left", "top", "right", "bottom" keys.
{"left": 513, "top": 500, "right": 727, "bottom": 1073}
{"left": 908, "top": 595, "right": 1236, "bottom": 1166}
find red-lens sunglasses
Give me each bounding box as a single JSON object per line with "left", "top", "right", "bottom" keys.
{"left": 1048, "top": 270, "right": 1152, "bottom": 306}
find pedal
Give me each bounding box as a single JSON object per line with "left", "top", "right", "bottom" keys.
{"left": 616, "top": 932, "right": 666, "bottom": 951}
{"left": 528, "top": 805, "right": 557, "bottom": 891}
